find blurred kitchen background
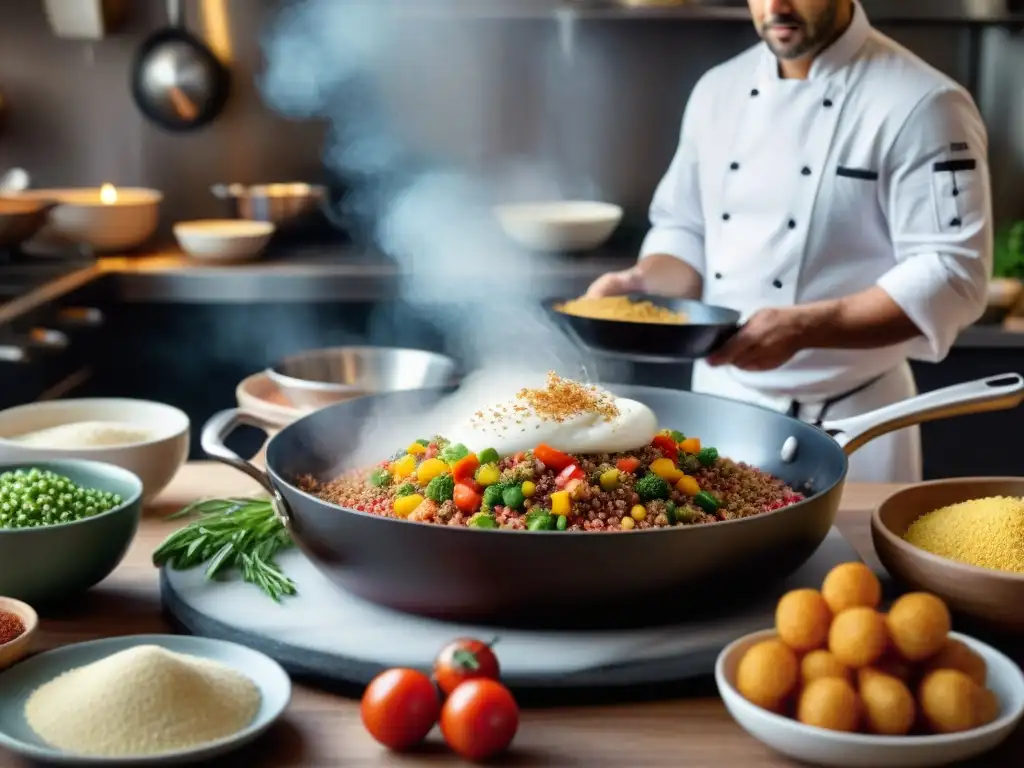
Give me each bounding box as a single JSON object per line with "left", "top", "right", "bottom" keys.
{"left": 1, "top": 0, "right": 1023, "bottom": 476}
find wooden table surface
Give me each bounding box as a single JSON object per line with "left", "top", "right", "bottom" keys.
{"left": 3, "top": 462, "right": 1022, "bottom": 767}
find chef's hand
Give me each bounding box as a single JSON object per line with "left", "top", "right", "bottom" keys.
{"left": 584, "top": 267, "right": 645, "bottom": 298}
{"left": 706, "top": 306, "right": 813, "bottom": 371}
{"left": 585, "top": 255, "right": 704, "bottom": 299}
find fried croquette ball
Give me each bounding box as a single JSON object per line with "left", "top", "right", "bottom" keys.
{"left": 821, "top": 562, "right": 881, "bottom": 613}
{"left": 886, "top": 593, "right": 951, "bottom": 662}
{"left": 736, "top": 639, "right": 799, "bottom": 711}
{"left": 797, "top": 677, "right": 860, "bottom": 732}
{"left": 829, "top": 608, "right": 888, "bottom": 668}
{"left": 776, "top": 589, "right": 832, "bottom": 652}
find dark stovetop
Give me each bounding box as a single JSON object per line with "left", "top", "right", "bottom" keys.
{"left": 0, "top": 248, "right": 96, "bottom": 306}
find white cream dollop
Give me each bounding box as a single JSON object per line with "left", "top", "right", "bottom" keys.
{"left": 442, "top": 377, "right": 659, "bottom": 457}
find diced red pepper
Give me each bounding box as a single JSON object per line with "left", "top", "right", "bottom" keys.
{"left": 616, "top": 457, "right": 641, "bottom": 474}
{"left": 454, "top": 482, "right": 482, "bottom": 513}
{"left": 425, "top": 443, "right": 439, "bottom": 459}
{"left": 651, "top": 435, "right": 679, "bottom": 462}
{"left": 452, "top": 454, "right": 480, "bottom": 483}
{"left": 534, "top": 443, "right": 574, "bottom": 472}
{"left": 555, "top": 463, "right": 586, "bottom": 489}
{"left": 459, "top": 477, "right": 482, "bottom": 495}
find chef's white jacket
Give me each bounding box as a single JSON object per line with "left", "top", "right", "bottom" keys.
{"left": 640, "top": 0, "right": 993, "bottom": 401}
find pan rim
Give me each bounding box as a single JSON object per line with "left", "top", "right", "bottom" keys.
{"left": 544, "top": 295, "right": 741, "bottom": 329}
{"left": 264, "top": 383, "right": 848, "bottom": 537}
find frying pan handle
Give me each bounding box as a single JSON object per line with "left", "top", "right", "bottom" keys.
{"left": 167, "top": 0, "right": 182, "bottom": 27}
{"left": 822, "top": 373, "right": 1024, "bottom": 456}
{"left": 200, "top": 408, "right": 292, "bottom": 526}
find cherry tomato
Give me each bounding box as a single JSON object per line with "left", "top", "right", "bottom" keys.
{"left": 361, "top": 668, "right": 440, "bottom": 751}
{"left": 453, "top": 482, "right": 482, "bottom": 513}
{"left": 434, "top": 637, "right": 501, "bottom": 696}
{"left": 441, "top": 679, "right": 519, "bottom": 761}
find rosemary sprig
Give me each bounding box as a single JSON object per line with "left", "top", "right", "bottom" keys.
{"left": 153, "top": 497, "right": 297, "bottom": 602}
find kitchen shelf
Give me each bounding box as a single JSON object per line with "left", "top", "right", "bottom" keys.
{"left": 399, "top": 1, "right": 1024, "bottom": 26}
{"left": 559, "top": 1, "right": 1024, "bottom": 26}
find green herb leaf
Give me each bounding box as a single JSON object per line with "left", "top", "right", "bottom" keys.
{"left": 153, "top": 497, "right": 297, "bottom": 602}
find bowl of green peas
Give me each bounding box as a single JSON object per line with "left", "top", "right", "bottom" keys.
{"left": 0, "top": 460, "right": 142, "bottom": 605}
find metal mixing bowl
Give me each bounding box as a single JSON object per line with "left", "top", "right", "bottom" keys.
{"left": 266, "top": 346, "right": 460, "bottom": 410}
{"left": 211, "top": 183, "right": 327, "bottom": 228}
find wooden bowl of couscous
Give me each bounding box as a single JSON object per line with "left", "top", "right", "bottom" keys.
{"left": 872, "top": 478, "right": 1024, "bottom": 634}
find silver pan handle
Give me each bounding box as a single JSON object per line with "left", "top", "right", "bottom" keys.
{"left": 200, "top": 408, "right": 292, "bottom": 525}
{"left": 823, "top": 373, "right": 1024, "bottom": 456}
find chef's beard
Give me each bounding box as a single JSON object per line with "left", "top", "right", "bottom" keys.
{"left": 759, "top": 2, "right": 840, "bottom": 61}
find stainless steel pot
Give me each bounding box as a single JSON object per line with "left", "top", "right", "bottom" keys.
{"left": 266, "top": 346, "right": 460, "bottom": 410}
{"left": 202, "top": 372, "right": 1024, "bottom": 626}
{"left": 211, "top": 183, "right": 336, "bottom": 229}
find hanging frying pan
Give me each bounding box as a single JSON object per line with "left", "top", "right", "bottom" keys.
{"left": 130, "top": 0, "right": 230, "bottom": 132}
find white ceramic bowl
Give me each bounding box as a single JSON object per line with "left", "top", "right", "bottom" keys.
{"left": 494, "top": 201, "right": 623, "bottom": 252}
{"left": 174, "top": 219, "right": 276, "bottom": 263}
{"left": 716, "top": 629, "right": 1024, "bottom": 768}
{"left": 0, "top": 399, "right": 189, "bottom": 503}
{"left": 16, "top": 187, "right": 162, "bottom": 252}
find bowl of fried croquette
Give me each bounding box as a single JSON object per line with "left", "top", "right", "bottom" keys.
{"left": 714, "top": 562, "right": 1024, "bottom": 767}
{"left": 872, "top": 479, "right": 1024, "bottom": 633}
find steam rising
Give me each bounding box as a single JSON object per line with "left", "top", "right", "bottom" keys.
{"left": 259, "top": 0, "right": 614, "bottom": 468}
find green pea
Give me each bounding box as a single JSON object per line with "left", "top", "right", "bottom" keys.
{"left": 477, "top": 447, "right": 499, "bottom": 465}
{"left": 501, "top": 486, "right": 525, "bottom": 510}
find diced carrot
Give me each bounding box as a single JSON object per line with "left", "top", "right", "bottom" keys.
{"left": 616, "top": 457, "right": 641, "bottom": 474}
{"left": 452, "top": 454, "right": 480, "bottom": 483}
{"left": 534, "top": 443, "right": 574, "bottom": 472}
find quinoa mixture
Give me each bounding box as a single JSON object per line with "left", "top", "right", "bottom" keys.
{"left": 299, "top": 376, "right": 805, "bottom": 533}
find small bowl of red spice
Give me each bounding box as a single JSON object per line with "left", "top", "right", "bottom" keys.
{"left": 0, "top": 596, "right": 37, "bottom": 670}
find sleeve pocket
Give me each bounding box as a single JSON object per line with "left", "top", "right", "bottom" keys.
{"left": 930, "top": 160, "right": 978, "bottom": 230}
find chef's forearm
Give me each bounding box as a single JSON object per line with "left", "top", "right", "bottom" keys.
{"left": 801, "top": 286, "right": 923, "bottom": 350}
{"left": 635, "top": 254, "right": 704, "bottom": 299}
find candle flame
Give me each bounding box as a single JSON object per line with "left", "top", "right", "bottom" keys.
{"left": 100, "top": 183, "right": 118, "bottom": 205}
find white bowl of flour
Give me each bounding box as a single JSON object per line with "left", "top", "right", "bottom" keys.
{"left": 0, "top": 399, "right": 190, "bottom": 503}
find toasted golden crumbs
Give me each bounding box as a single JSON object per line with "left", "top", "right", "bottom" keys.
{"left": 556, "top": 296, "right": 687, "bottom": 325}
{"left": 468, "top": 372, "right": 620, "bottom": 429}
{"left": 517, "top": 372, "right": 620, "bottom": 423}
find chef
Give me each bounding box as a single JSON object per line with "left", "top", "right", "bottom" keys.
{"left": 585, "top": 0, "right": 993, "bottom": 483}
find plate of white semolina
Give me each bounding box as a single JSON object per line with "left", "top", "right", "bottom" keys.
{"left": 0, "top": 634, "right": 292, "bottom": 765}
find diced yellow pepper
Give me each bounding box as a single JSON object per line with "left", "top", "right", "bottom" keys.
{"left": 630, "top": 504, "right": 647, "bottom": 521}
{"left": 650, "top": 457, "right": 683, "bottom": 483}
{"left": 406, "top": 442, "right": 426, "bottom": 456}
{"left": 679, "top": 437, "right": 701, "bottom": 455}
{"left": 599, "top": 468, "right": 620, "bottom": 492}
{"left": 676, "top": 475, "right": 700, "bottom": 496}
{"left": 521, "top": 480, "right": 536, "bottom": 498}
{"left": 394, "top": 493, "right": 424, "bottom": 517}
{"left": 416, "top": 458, "right": 448, "bottom": 484}
{"left": 475, "top": 463, "right": 501, "bottom": 487}
{"left": 550, "top": 490, "right": 571, "bottom": 516}
{"left": 620, "top": 516, "right": 635, "bottom": 530}
{"left": 390, "top": 454, "right": 417, "bottom": 479}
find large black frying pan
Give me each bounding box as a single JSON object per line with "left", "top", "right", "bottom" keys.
{"left": 202, "top": 373, "right": 1024, "bottom": 626}
{"left": 545, "top": 294, "right": 740, "bottom": 361}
